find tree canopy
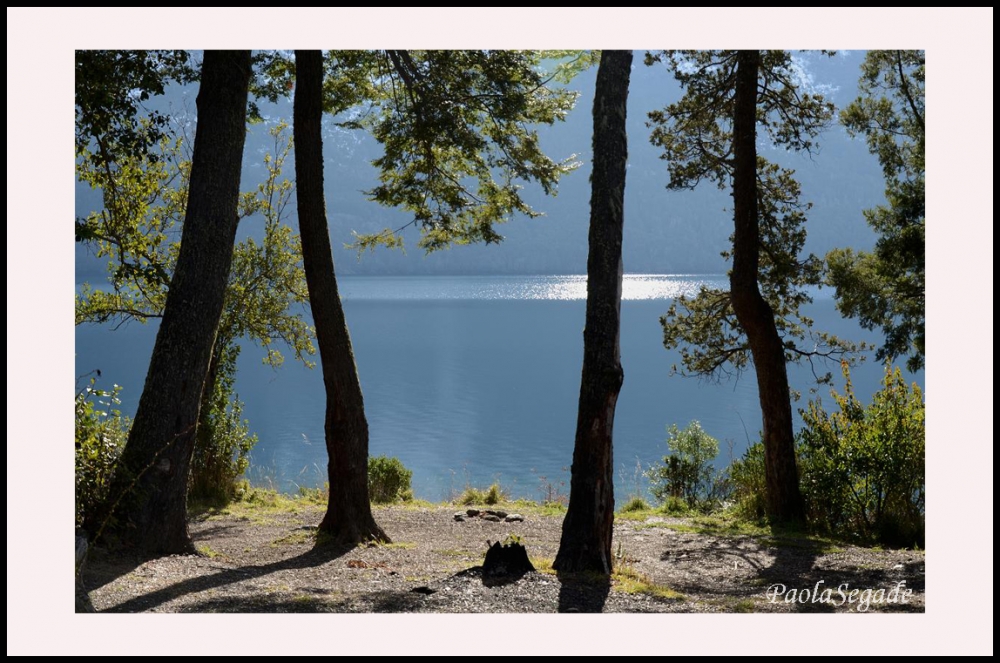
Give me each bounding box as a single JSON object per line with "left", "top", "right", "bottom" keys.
{"left": 648, "top": 50, "right": 860, "bottom": 386}
{"left": 646, "top": 49, "right": 866, "bottom": 524}
{"left": 827, "top": 50, "right": 925, "bottom": 372}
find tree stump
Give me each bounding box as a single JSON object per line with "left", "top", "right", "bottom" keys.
{"left": 482, "top": 539, "right": 535, "bottom": 578}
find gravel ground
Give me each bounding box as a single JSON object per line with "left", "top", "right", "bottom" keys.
{"left": 79, "top": 502, "right": 925, "bottom": 613}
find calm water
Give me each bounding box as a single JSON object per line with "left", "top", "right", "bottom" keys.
{"left": 74, "top": 275, "right": 923, "bottom": 501}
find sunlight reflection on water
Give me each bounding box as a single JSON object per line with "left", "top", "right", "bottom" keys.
{"left": 341, "top": 274, "right": 729, "bottom": 301}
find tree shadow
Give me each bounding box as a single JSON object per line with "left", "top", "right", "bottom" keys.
{"left": 177, "top": 589, "right": 427, "bottom": 613}
{"left": 758, "top": 540, "right": 834, "bottom": 613}
{"left": 93, "top": 541, "right": 356, "bottom": 613}
{"left": 653, "top": 535, "right": 768, "bottom": 601}
{"left": 555, "top": 571, "right": 611, "bottom": 613}
{"left": 650, "top": 528, "right": 924, "bottom": 613}
{"left": 758, "top": 537, "right": 924, "bottom": 613}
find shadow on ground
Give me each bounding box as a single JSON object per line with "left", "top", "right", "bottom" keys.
{"left": 89, "top": 542, "right": 356, "bottom": 613}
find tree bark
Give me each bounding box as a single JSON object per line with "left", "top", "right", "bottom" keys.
{"left": 729, "top": 51, "right": 806, "bottom": 526}
{"left": 554, "top": 50, "right": 632, "bottom": 574}
{"left": 94, "top": 51, "right": 252, "bottom": 553}
{"left": 293, "top": 50, "right": 388, "bottom": 544}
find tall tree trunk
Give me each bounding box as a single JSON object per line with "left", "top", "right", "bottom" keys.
{"left": 94, "top": 51, "right": 252, "bottom": 553}
{"left": 554, "top": 50, "right": 632, "bottom": 574}
{"left": 293, "top": 50, "right": 388, "bottom": 545}
{"left": 729, "top": 50, "right": 806, "bottom": 526}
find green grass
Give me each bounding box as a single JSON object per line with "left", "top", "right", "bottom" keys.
{"left": 757, "top": 535, "right": 845, "bottom": 554}
{"left": 731, "top": 598, "right": 756, "bottom": 613}
{"left": 504, "top": 498, "right": 567, "bottom": 517}
{"left": 371, "top": 541, "right": 417, "bottom": 550}
{"left": 192, "top": 488, "right": 325, "bottom": 522}
{"left": 612, "top": 563, "right": 685, "bottom": 601}
{"left": 530, "top": 557, "right": 556, "bottom": 575}
{"left": 619, "top": 496, "right": 652, "bottom": 513}
{"left": 662, "top": 514, "right": 771, "bottom": 537}
{"left": 454, "top": 482, "right": 508, "bottom": 506}
{"left": 270, "top": 530, "right": 317, "bottom": 547}
{"left": 196, "top": 544, "right": 225, "bottom": 559}
{"left": 378, "top": 498, "right": 437, "bottom": 511}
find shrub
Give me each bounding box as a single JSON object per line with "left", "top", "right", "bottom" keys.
{"left": 188, "top": 346, "right": 256, "bottom": 506}
{"left": 798, "top": 362, "right": 925, "bottom": 547}
{"left": 646, "top": 421, "right": 720, "bottom": 510}
{"left": 368, "top": 455, "right": 414, "bottom": 504}
{"left": 75, "top": 378, "right": 129, "bottom": 527}
{"left": 483, "top": 482, "right": 505, "bottom": 505}
{"left": 727, "top": 441, "right": 768, "bottom": 522}
{"left": 620, "top": 496, "right": 651, "bottom": 513}
{"left": 455, "top": 482, "right": 506, "bottom": 506}
{"left": 659, "top": 495, "right": 691, "bottom": 515}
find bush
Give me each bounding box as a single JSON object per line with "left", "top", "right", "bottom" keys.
{"left": 75, "top": 378, "right": 129, "bottom": 527}
{"left": 368, "top": 455, "right": 414, "bottom": 504}
{"left": 620, "top": 496, "right": 651, "bottom": 513}
{"left": 727, "top": 441, "right": 768, "bottom": 522}
{"left": 646, "top": 421, "right": 720, "bottom": 510}
{"left": 455, "top": 482, "right": 506, "bottom": 506}
{"left": 189, "top": 346, "right": 256, "bottom": 506}
{"left": 798, "top": 363, "right": 925, "bottom": 547}
{"left": 659, "top": 495, "right": 692, "bottom": 515}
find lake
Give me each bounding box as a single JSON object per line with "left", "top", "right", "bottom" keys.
{"left": 74, "top": 274, "right": 923, "bottom": 501}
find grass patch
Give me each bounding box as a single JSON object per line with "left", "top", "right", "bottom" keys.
{"left": 292, "top": 594, "right": 327, "bottom": 606}
{"left": 612, "top": 563, "right": 685, "bottom": 601}
{"left": 619, "top": 496, "right": 651, "bottom": 513}
{"left": 454, "top": 482, "right": 508, "bottom": 506}
{"left": 371, "top": 541, "right": 416, "bottom": 550}
{"left": 662, "top": 514, "right": 771, "bottom": 537}
{"left": 530, "top": 557, "right": 556, "bottom": 575}
{"left": 757, "top": 535, "right": 845, "bottom": 554}
{"left": 379, "top": 499, "right": 437, "bottom": 511}
{"left": 616, "top": 508, "right": 659, "bottom": 522}
{"left": 732, "top": 598, "right": 756, "bottom": 613}
{"left": 193, "top": 488, "right": 325, "bottom": 522}
{"left": 196, "top": 544, "right": 225, "bottom": 559}
{"left": 271, "top": 529, "right": 317, "bottom": 547}
{"left": 503, "top": 499, "right": 566, "bottom": 517}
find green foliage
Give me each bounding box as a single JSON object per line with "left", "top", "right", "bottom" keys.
{"left": 727, "top": 441, "right": 768, "bottom": 522}
{"left": 368, "top": 455, "right": 414, "bottom": 504}
{"left": 647, "top": 50, "right": 862, "bottom": 384}
{"left": 348, "top": 50, "right": 581, "bottom": 253}
{"left": 798, "top": 363, "right": 925, "bottom": 547}
{"left": 646, "top": 421, "right": 720, "bottom": 510}
{"left": 828, "top": 50, "right": 925, "bottom": 371}
{"left": 619, "top": 496, "right": 651, "bottom": 513}
{"left": 188, "top": 345, "right": 257, "bottom": 505}
{"left": 660, "top": 496, "right": 693, "bottom": 516}
{"left": 75, "top": 377, "right": 130, "bottom": 527}
{"left": 483, "top": 483, "right": 506, "bottom": 505}
{"left": 75, "top": 50, "right": 195, "bottom": 165}
{"left": 455, "top": 482, "right": 507, "bottom": 506}
{"left": 76, "top": 121, "right": 314, "bottom": 508}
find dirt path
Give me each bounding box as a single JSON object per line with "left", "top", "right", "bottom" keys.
{"left": 80, "top": 501, "right": 925, "bottom": 613}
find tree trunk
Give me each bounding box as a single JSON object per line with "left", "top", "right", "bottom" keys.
{"left": 293, "top": 50, "right": 388, "bottom": 545}
{"left": 729, "top": 50, "right": 806, "bottom": 526}
{"left": 94, "top": 51, "right": 252, "bottom": 553}
{"left": 554, "top": 50, "right": 632, "bottom": 574}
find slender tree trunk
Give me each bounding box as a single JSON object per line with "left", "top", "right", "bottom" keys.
{"left": 94, "top": 51, "right": 252, "bottom": 553}
{"left": 293, "top": 50, "right": 388, "bottom": 545}
{"left": 554, "top": 50, "right": 632, "bottom": 574}
{"left": 729, "top": 50, "right": 806, "bottom": 526}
